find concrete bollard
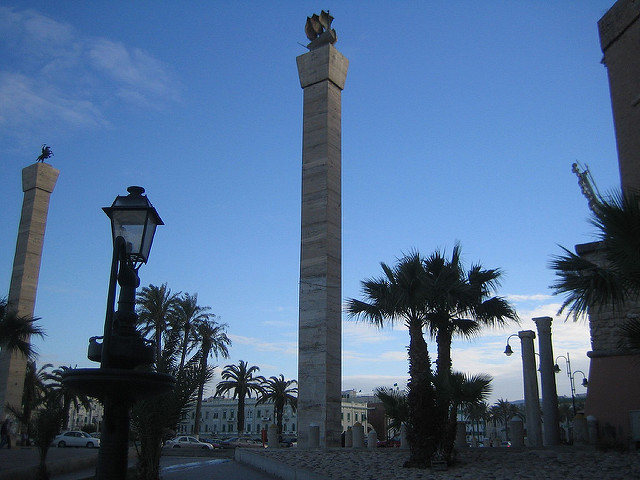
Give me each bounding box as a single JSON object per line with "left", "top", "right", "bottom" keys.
{"left": 345, "top": 427, "right": 353, "bottom": 448}
{"left": 587, "top": 415, "right": 598, "bottom": 445}
{"left": 368, "top": 429, "right": 377, "bottom": 449}
{"left": 573, "top": 413, "right": 588, "bottom": 444}
{"left": 309, "top": 425, "right": 320, "bottom": 448}
{"left": 510, "top": 417, "right": 524, "bottom": 448}
{"left": 400, "top": 424, "right": 409, "bottom": 449}
{"left": 352, "top": 422, "right": 364, "bottom": 448}
{"left": 267, "top": 424, "right": 279, "bottom": 448}
{"left": 455, "top": 422, "right": 468, "bottom": 449}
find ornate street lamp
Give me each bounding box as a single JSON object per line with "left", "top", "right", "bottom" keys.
{"left": 554, "top": 353, "right": 588, "bottom": 415}
{"left": 63, "top": 186, "right": 174, "bottom": 480}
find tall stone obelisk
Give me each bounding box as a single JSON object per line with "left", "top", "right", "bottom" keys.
{"left": 296, "top": 12, "right": 348, "bottom": 448}
{"left": 0, "top": 161, "right": 59, "bottom": 420}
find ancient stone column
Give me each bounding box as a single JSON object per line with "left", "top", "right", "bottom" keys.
{"left": 0, "top": 162, "right": 59, "bottom": 419}
{"left": 296, "top": 37, "right": 348, "bottom": 448}
{"left": 518, "top": 330, "right": 542, "bottom": 447}
{"left": 533, "top": 316, "right": 561, "bottom": 445}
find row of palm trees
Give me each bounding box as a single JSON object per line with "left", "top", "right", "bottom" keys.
{"left": 346, "top": 244, "right": 519, "bottom": 465}
{"left": 215, "top": 360, "right": 298, "bottom": 437}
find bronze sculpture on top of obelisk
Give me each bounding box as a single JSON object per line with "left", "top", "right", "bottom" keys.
{"left": 0, "top": 147, "right": 59, "bottom": 420}
{"left": 296, "top": 11, "right": 348, "bottom": 448}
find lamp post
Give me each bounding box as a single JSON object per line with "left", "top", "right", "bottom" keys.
{"left": 554, "top": 353, "right": 588, "bottom": 415}
{"left": 62, "top": 186, "right": 175, "bottom": 480}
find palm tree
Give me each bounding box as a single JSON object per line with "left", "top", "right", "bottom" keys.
{"left": 30, "top": 390, "right": 64, "bottom": 480}
{"left": 193, "top": 319, "right": 231, "bottom": 437}
{"left": 346, "top": 252, "right": 438, "bottom": 467}
{"left": 44, "top": 365, "right": 91, "bottom": 431}
{"left": 373, "top": 386, "right": 409, "bottom": 439}
{"left": 216, "top": 361, "right": 265, "bottom": 435}
{"left": 256, "top": 375, "right": 298, "bottom": 438}
{"left": 445, "top": 372, "right": 492, "bottom": 453}
{"left": 0, "top": 298, "right": 46, "bottom": 360}
{"left": 464, "top": 401, "right": 489, "bottom": 444}
{"left": 489, "top": 398, "right": 520, "bottom": 442}
{"left": 173, "top": 293, "right": 215, "bottom": 375}
{"left": 6, "top": 361, "right": 51, "bottom": 444}
{"left": 136, "top": 284, "right": 180, "bottom": 369}
{"left": 550, "top": 189, "right": 640, "bottom": 316}
{"left": 421, "top": 245, "right": 517, "bottom": 457}
{"left": 132, "top": 339, "right": 202, "bottom": 480}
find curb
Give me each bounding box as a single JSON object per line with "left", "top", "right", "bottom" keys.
{"left": 235, "top": 449, "right": 328, "bottom": 480}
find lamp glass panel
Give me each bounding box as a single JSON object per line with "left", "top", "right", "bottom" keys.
{"left": 110, "top": 210, "right": 148, "bottom": 258}
{"left": 140, "top": 219, "right": 159, "bottom": 263}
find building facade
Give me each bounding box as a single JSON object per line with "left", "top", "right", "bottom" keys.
{"left": 177, "top": 391, "right": 371, "bottom": 438}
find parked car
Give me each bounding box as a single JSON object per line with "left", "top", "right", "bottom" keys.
{"left": 53, "top": 431, "right": 100, "bottom": 448}
{"left": 198, "top": 437, "right": 222, "bottom": 449}
{"left": 219, "top": 437, "right": 264, "bottom": 448}
{"left": 164, "top": 436, "right": 215, "bottom": 450}
{"left": 377, "top": 436, "right": 401, "bottom": 448}
{"left": 279, "top": 437, "right": 297, "bottom": 447}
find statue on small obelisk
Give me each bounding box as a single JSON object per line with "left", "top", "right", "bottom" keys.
{"left": 0, "top": 147, "right": 59, "bottom": 420}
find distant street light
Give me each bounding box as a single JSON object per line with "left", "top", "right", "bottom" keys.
{"left": 554, "top": 353, "right": 588, "bottom": 415}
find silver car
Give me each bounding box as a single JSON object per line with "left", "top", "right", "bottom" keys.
{"left": 164, "top": 436, "right": 214, "bottom": 450}
{"left": 53, "top": 431, "right": 100, "bottom": 448}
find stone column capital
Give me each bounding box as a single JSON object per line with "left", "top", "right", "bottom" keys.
{"left": 518, "top": 330, "right": 536, "bottom": 340}
{"left": 22, "top": 162, "right": 60, "bottom": 193}
{"left": 297, "top": 43, "right": 348, "bottom": 90}
{"left": 533, "top": 316, "right": 553, "bottom": 334}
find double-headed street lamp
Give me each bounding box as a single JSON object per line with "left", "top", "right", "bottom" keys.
{"left": 63, "top": 186, "right": 175, "bottom": 480}
{"left": 554, "top": 353, "right": 588, "bottom": 415}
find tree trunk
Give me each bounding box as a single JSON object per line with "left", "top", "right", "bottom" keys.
{"left": 237, "top": 396, "right": 245, "bottom": 434}
{"left": 193, "top": 354, "right": 208, "bottom": 437}
{"left": 435, "top": 328, "right": 455, "bottom": 461}
{"left": 405, "top": 319, "right": 437, "bottom": 468}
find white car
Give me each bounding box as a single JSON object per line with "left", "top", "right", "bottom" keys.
{"left": 53, "top": 431, "right": 100, "bottom": 448}
{"left": 164, "top": 436, "right": 215, "bottom": 450}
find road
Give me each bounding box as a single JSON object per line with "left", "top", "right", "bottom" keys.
{"left": 52, "top": 455, "right": 277, "bottom": 480}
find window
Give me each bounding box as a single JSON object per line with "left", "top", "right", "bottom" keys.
{"left": 222, "top": 425, "right": 226, "bottom": 432}
{"left": 247, "top": 424, "right": 251, "bottom": 432}
{"left": 292, "top": 423, "right": 295, "bottom": 432}
{"left": 205, "top": 412, "right": 209, "bottom": 419}
{"left": 283, "top": 424, "right": 287, "bottom": 432}
{"left": 347, "top": 413, "right": 351, "bottom": 422}
{"left": 257, "top": 410, "right": 261, "bottom": 418}
{"left": 355, "top": 413, "right": 358, "bottom": 422}
{"left": 213, "top": 412, "right": 219, "bottom": 419}
{"left": 223, "top": 411, "right": 227, "bottom": 419}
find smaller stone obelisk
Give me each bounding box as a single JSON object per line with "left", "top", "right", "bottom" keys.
{"left": 0, "top": 158, "right": 59, "bottom": 420}
{"left": 296, "top": 11, "right": 348, "bottom": 448}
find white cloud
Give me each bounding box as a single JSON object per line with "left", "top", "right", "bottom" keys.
{"left": 229, "top": 333, "right": 297, "bottom": 356}
{"left": 507, "top": 293, "right": 553, "bottom": 302}
{"left": 0, "top": 6, "right": 180, "bottom": 142}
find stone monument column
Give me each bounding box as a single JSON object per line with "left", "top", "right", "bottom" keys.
{"left": 533, "top": 316, "right": 560, "bottom": 445}
{"left": 0, "top": 161, "right": 59, "bottom": 419}
{"left": 296, "top": 12, "right": 348, "bottom": 448}
{"left": 518, "top": 330, "right": 542, "bottom": 447}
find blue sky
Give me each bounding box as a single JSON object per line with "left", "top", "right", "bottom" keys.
{"left": 0, "top": 1, "right": 619, "bottom": 404}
